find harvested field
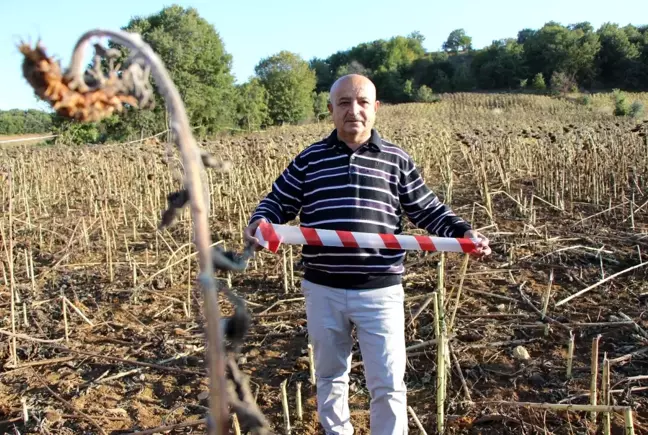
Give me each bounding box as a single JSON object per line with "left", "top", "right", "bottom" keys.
{"left": 1, "top": 94, "right": 648, "bottom": 434}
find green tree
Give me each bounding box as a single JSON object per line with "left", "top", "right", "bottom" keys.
{"left": 51, "top": 114, "right": 100, "bottom": 145}
{"left": 335, "top": 60, "right": 369, "bottom": 79}
{"left": 596, "top": 23, "right": 641, "bottom": 88}
{"left": 443, "top": 29, "right": 473, "bottom": 53}
{"left": 0, "top": 109, "right": 53, "bottom": 135}
{"left": 451, "top": 62, "right": 476, "bottom": 91}
{"left": 414, "top": 85, "right": 437, "bottom": 102}
{"left": 313, "top": 91, "right": 330, "bottom": 121}
{"left": 403, "top": 79, "right": 414, "bottom": 101}
{"left": 311, "top": 33, "right": 428, "bottom": 103}
{"left": 255, "top": 51, "right": 317, "bottom": 125}
{"left": 310, "top": 57, "right": 334, "bottom": 93}
{"left": 108, "top": 5, "right": 237, "bottom": 139}
{"left": 517, "top": 28, "right": 536, "bottom": 44}
{"left": 531, "top": 73, "right": 546, "bottom": 90}
{"left": 236, "top": 78, "right": 269, "bottom": 131}
{"left": 471, "top": 39, "right": 528, "bottom": 89}
{"left": 522, "top": 22, "right": 600, "bottom": 87}
{"left": 550, "top": 71, "right": 578, "bottom": 95}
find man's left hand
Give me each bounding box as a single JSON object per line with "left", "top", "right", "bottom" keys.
{"left": 464, "top": 230, "right": 491, "bottom": 258}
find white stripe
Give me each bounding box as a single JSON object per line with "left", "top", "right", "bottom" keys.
{"left": 355, "top": 154, "right": 400, "bottom": 169}
{"left": 306, "top": 164, "right": 348, "bottom": 177}
{"left": 254, "top": 207, "right": 281, "bottom": 222}
{"left": 351, "top": 232, "right": 390, "bottom": 248}
{"left": 273, "top": 182, "right": 299, "bottom": 202}
{"left": 380, "top": 145, "right": 410, "bottom": 161}
{"left": 314, "top": 229, "right": 344, "bottom": 247}
{"left": 410, "top": 200, "right": 443, "bottom": 220}
{"left": 404, "top": 165, "right": 417, "bottom": 176}
{"left": 429, "top": 210, "right": 458, "bottom": 234}
{"left": 301, "top": 204, "right": 398, "bottom": 218}
{"left": 353, "top": 171, "right": 397, "bottom": 186}
{"left": 303, "top": 196, "right": 397, "bottom": 212}
{"left": 346, "top": 184, "right": 398, "bottom": 200}
{"left": 280, "top": 171, "right": 301, "bottom": 191}
{"left": 400, "top": 176, "right": 424, "bottom": 189}
{"left": 350, "top": 163, "right": 397, "bottom": 180}
{"left": 400, "top": 181, "right": 427, "bottom": 196}
{"left": 433, "top": 238, "right": 463, "bottom": 252}
{"left": 301, "top": 252, "right": 405, "bottom": 258}
{"left": 303, "top": 182, "right": 398, "bottom": 199}
{"left": 285, "top": 170, "right": 303, "bottom": 187}
{"left": 306, "top": 262, "right": 403, "bottom": 269}
{"left": 299, "top": 142, "right": 329, "bottom": 158}
{"left": 393, "top": 235, "right": 423, "bottom": 251}
{"left": 264, "top": 197, "right": 285, "bottom": 212}
{"left": 262, "top": 223, "right": 474, "bottom": 253}
{"left": 273, "top": 225, "right": 307, "bottom": 245}
{"left": 305, "top": 219, "right": 398, "bottom": 230}
{"left": 255, "top": 227, "right": 268, "bottom": 250}
{"left": 305, "top": 169, "right": 348, "bottom": 184}
{"left": 401, "top": 189, "right": 433, "bottom": 206}
{"left": 304, "top": 266, "right": 404, "bottom": 275}
{"left": 307, "top": 154, "right": 347, "bottom": 167}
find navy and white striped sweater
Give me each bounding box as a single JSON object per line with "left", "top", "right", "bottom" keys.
{"left": 249, "top": 129, "right": 472, "bottom": 289}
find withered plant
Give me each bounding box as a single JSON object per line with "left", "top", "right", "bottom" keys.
{"left": 19, "top": 29, "right": 271, "bottom": 435}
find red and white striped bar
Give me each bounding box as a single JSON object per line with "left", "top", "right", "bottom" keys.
{"left": 254, "top": 221, "right": 478, "bottom": 254}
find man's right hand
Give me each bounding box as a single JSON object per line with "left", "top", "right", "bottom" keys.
{"left": 243, "top": 218, "right": 267, "bottom": 251}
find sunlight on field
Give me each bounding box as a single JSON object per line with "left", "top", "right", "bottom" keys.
{"left": 1, "top": 94, "right": 647, "bottom": 434}
{"left": 0, "top": 133, "right": 54, "bottom": 146}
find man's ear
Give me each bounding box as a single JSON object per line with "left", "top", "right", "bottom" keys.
{"left": 375, "top": 100, "right": 381, "bottom": 111}
{"left": 327, "top": 102, "right": 333, "bottom": 114}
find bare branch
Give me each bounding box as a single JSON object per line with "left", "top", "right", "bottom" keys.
{"left": 18, "top": 29, "right": 268, "bottom": 435}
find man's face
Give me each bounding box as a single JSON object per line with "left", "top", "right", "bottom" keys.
{"left": 328, "top": 76, "right": 380, "bottom": 140}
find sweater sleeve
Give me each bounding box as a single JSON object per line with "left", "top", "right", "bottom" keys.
{"left": 248, "top": 153, "right": 306, "bottom": 225}
{"left": 398, "top": 156, "right": 472, "bottom": 238}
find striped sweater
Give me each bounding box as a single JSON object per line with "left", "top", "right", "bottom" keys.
{"left": 249, "top": 129, "right": 472, "bottom": 289}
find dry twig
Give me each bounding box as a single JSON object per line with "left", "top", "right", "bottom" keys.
{"left": 32, "top": 371, "right": 107, "bottom": 435}
{"left": 19, "top": 31, "right": 268, "bottom": 435}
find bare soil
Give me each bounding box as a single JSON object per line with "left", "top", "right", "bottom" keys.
{"left": 1, "top": 117, "right": 648, "bottom": 434}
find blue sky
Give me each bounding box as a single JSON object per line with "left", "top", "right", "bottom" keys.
{"left": 2, "top": 0, "right": 647, "bottom": 110}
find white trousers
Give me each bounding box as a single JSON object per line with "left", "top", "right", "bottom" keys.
{"left": 302, "top": 279, "right": 408, "bottom": 435}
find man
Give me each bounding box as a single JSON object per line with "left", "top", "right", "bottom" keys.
{"left": 244, "top": 74, "right": 491, "bottom": 435}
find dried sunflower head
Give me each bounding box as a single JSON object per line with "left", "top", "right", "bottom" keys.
{"left": 19, "top": 42, "right": 152, "bottom": 123}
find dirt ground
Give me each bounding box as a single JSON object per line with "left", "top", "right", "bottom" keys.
{"left": 1, "top": 116, "right": 648, "bottom": 434}
{"left": 1, "top": 187, "right": 646, "bottom": 434}
{"left": 0, "top": 134, "right": 54, "bottom": 146}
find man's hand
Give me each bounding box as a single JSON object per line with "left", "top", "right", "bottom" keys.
{"left": 243, "top": 218, "right": 267, "bottom": 251}
{"left": 464, "top": 230, "right": 491, "bottom": 258}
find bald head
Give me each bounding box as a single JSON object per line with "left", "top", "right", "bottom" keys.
{"left": 327, "top": 74, "right": 380, "bottom": 149}
{"left": 329, "top": 74, "right": 377, "bottom": 104}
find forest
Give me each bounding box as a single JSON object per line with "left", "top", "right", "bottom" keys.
{"left": 3, "top": 5, "right": 648, "bottom": 143}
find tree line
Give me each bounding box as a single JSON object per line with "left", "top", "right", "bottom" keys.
{"left": 4, "top": 5, "right": 648, "bottom": 143}
{"left": 0, "top": 109, "right": 53, "bottom": 135}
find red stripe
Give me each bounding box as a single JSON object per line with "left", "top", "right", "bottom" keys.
{"left": 414, "top": 235, "right": 436, "bottom": 251}
{"left": 459, "top": 238, "right": 477, "bottom": 253}
{"left": 300, "top": 227, "right": 323, "bottom": 246}
{"left": 259, "top": 221, "right": 282, "bottom": 253}
{"left": 336, "top": 230, "right": 359, "bottom": 248}
{"left": 379, "top": 233, "right": 402, "bottom": 249}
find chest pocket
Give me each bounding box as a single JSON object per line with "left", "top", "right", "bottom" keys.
{"left": 348, "top": 158, "right": 400, "bottom": 201}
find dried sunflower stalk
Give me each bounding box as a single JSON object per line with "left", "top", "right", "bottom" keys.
{"left": 18, "top": 30, "right": 270, "bottom": 435}
{"left": 19, "top": 40, "right": 152, "bottom": 122}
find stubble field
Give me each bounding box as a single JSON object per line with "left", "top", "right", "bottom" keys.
{"left": 1, "top": 93, "right": 648, "bottom": 434}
